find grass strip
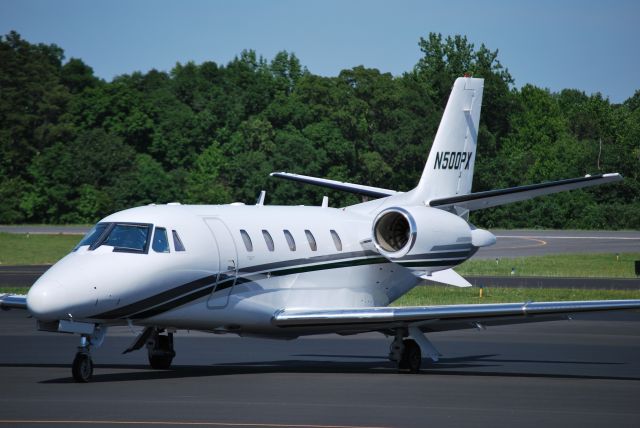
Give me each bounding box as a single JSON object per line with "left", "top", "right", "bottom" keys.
{"left": 393, "top": 285, "right": 640, "bottom": 306}
{"left": 457, "top": 252, "right": 640, "bottom": 278}
{"left": 0, "top": 233, "right": 79, "bottom": 265}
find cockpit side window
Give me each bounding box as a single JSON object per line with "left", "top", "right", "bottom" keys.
{"left": 98, "top": 223, "right": 152, "bottom": 253}
{"left": 172, "top": 230, "right": 186, "bottom": 251}
{"left": 152, "top": 227, "right": 170, "bottom": 253}
{"left": 74, "top": 222, "right": 110, "bottom": 251}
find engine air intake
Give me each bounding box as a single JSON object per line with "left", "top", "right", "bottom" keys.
{"left": 372, "top": 208, "right": 416, "bottom": 257}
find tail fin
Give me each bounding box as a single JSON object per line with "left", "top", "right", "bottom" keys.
{"left": 411, "top": 77, "right": 484, "bottom": 203}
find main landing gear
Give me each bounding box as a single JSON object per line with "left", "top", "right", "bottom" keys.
{"left": 147, "top": 329, "right": 176, "bottom": 370}
{"left": 389, "top": 331, "right": 422, "bottom": 373}
{"left": 388, "top": 327, "right": 440, "bottom": 374}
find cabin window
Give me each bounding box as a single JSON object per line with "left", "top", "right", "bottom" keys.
{"left": 240, "top": 229, "right": 253, "bottom": 252}
{"left": 304, "top": 230, "right": 317, "bottom": 251}
{"left": 283, "top": 230, "right": 296, "bottom": 251}
{"left": 74, "top": 222, "right": 109, "bottom": 251}
{"left": 330, "top": 230, "right": 342, "bottom": 251}
{"left": 152, "top": 227, "right": 170, "bottom": 253}
{"left": 99, "top": 223, "right": 152, "bottom": 253}
{"left": 172, "top": 230, "right": 186, "bottom": 251}
{"left": 262, "top": 230, "right": 275, "bottom": 252}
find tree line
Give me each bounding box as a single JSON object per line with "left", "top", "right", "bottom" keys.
{"left": 1, "top": 31, "right": 638, "bottom": 228}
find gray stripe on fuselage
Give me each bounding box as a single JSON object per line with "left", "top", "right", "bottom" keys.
{"left": 430, "top": 243, "right": 474, "bottom": 251}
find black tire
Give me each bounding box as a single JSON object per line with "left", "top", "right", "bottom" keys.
{"left": 149, "top": 354, "right": 173, "bottom": 370}
{"left": 72, "top": 352, "right": 93, "bottom": 383}
{"left": 398, "top": 339, "right": 421, "bottom": 373}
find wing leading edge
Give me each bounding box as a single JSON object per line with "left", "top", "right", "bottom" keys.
{"left": 270, "top": 172, "right": 399, "bottom": 198}
{"left": 0, "top": 293, "right": 28, "bottom": 310}
{"left": 429, "top": 173, "right": 622, "bottom": 211}
{"left": 273, "top": 299, "right": 640, "bottom": 333}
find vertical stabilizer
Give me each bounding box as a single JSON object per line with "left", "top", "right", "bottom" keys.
{"left": 411, "top": 77, "right": 484, "bottom": 204}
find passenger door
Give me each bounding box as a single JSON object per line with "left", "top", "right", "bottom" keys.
{"left": 204, "top": 218, "right": 238, "bottom": 308}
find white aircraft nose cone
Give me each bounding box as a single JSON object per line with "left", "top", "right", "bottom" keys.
{"left": 27, "top": 280, "right": 64, "bottom": 320}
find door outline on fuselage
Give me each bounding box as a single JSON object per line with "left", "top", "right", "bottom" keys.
{"left": 203, "top": 217, "right": 238, "bottom": 308}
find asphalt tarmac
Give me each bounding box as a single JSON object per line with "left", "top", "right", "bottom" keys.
{"left": 475, "top": 229, "right": 640, "bottom": 259}
{"left": 1, "top": 309, "right": 639, "bottom": 427}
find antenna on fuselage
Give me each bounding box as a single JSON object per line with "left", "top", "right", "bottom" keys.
{"left": 321, "top": 196, "right": 329, "bottom": 208}
{"left": 256, "top": 190, "right": 266, "bottom": 206}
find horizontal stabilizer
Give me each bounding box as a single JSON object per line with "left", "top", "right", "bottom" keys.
{"left": 429, "top": 173, "right": 622, "bottom": 211}
{"left": 270, "top": 172, "right": 399, "bottom": 199}
{"left": 421, "top": 269, "right": 472, "bottom": 287}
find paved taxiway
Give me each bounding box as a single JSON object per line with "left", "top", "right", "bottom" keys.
{"left": 1, "top": 309, "right": 639, "bottom": 427}
{"left": 475, "top": 229, "right": 640, "bottom": 259}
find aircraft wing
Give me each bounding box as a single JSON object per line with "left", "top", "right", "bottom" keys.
{"left": 270, "top": 172, "right": 399, "bottom": 198}
{"left": 0, "top": 293, "right": 28, "bottom": 310}
{"left": 429, "top": 173, "right": 622, "bottom": 211}
{"left": 273, "top": 299, "right": 640, "bottom": 333}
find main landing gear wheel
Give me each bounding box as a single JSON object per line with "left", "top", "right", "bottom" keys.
{"left": 398, "top": 339, "right": 421, "bottom": 373}
{"left": 72, "top": 352, "right": 93, "bottom": 383}
{"left": 148, "top": 332, "right": 175, "bottom": 370}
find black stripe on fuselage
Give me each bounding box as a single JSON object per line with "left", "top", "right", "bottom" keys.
{"left": 89, "top": 249, "right": 475, "bottom": 320}
{"left": 238, "top": 250, "right": 379, "bottom": 274}
{"left": 90, "top": 274, "right": 217, "bottom": 319}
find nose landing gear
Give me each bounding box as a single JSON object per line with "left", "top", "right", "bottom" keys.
{"left": 72, "top": 349, "right": 93, "bottom": 383}
{"left": 70, "top": 324, "right": 107, "bottom": 383}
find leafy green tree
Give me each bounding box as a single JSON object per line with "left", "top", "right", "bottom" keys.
{"left": 185, "top": 143, "right": 230, "bottom": 204}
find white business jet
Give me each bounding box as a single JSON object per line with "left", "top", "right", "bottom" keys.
{"left": 2, "top": 77, "right": 638, "bottom": 382}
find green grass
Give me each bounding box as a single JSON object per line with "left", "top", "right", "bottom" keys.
{"left": 0, "top": 286, "right": 29, "bottom": 295}
{"left": 392, "top": 285, "right": 640, "bottom": 306}
{"left": 0, "top": 233, "right": 80, "bottom": 265}
{"left": 457, "top": 253, "right": 640, "bottom": 278}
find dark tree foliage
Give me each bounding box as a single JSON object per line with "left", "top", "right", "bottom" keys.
{"left": 0, "top": 32, "right": 637, "bottom": 228}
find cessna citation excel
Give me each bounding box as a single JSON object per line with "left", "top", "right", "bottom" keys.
{"left": 2, "top": 77, "right": 639, "bottom": 382}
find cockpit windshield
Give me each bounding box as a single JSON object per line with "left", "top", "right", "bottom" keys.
{"left": 75, "top": 222, "right": 153, "bottom": 253}
{"left": 100, "top": 223, "right": 152, "bottom": 253}
{"left": 74, "top": 223, "right": 109, "bottom": 251}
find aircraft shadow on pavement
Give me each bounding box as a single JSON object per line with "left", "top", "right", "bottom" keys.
{"left": 1, "top": 352, "right": 637, "bottom": 383}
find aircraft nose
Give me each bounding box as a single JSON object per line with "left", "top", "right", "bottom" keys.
{"left": 27, "top": 280, "right": 65, "bottom": 320}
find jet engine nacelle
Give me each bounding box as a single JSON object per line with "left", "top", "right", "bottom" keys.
{"left": 371, "top": 206, "right": 493, "bottom": 272}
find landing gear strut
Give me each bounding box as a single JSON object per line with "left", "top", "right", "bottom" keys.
{"left": 147, "top": 330, "right": 175, "bottom": 369}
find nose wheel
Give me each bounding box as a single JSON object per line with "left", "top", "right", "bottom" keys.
{"left": 72, "top": 351, "right": 93, "bottom": 382}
